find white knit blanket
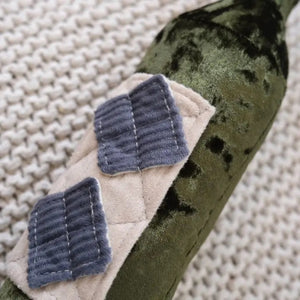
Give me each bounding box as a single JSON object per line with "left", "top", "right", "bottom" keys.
{"left": 0, "top": 1, "right": 299, "bottom": 299}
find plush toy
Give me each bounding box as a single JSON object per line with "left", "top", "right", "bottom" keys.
{"left": 0, "top": 0, "right": 298, "bottom": 299}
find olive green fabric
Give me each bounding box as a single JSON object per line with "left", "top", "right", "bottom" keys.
{"left": 107, "top": 0, "right": 297, "bottom": 300}
{"left": 0, "top": 0, "right": 298, "bottom": 299}
{"left": 0, "top": 279, "right": 28, "bottom": 300}
{"left": 275, "top": 0, "right": 299, "bottom": 20}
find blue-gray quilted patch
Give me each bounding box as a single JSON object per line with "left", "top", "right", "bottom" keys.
{"left": 94, "top": 74, "right": 189, "bottom": 175}
{"left": 27, "top": 177, "right": 111, "bottom": 289}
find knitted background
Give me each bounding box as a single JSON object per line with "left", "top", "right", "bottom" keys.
{"left": 0, "top": 0, "right": 299, "bottom": 299}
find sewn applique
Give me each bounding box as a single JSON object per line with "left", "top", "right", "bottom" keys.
{"left": 94, "top": 74, "right": 189, "bottom": 175}
{"left": 27, "top": 177, "right": 111, "bottom": 289}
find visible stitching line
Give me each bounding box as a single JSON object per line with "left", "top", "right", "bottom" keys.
{"left": 29, "top": 93, "right": 205, "bottom": 277}
{"left": 99, "top": 117, "right": 179, "bottom": 143}
{"left": 23, "top": 77, "right": 211, "bottom": 294}
{"left": 91, "top": 222, "right": 138, "bottom": 300}
{"left": 90, "top": 98, "right": 211, "bottom": 298}
{"left": 62, "top": 194, "right": 73, "bottom": 277}
{"left": 31, "top": 260, "right": 103, "bottom": 276}
{"left": 127, "top": 94, "right": 147, "bottom": 219}
{"left": 140, "top": 170, "right": 147, "bottom": 219}
{"left": 99, "top": 119, "right": 109, "bottom": 165}
{"left": 127, "top": 94, "right": 140, "bottom": 171}
{"left": 12, "top": 222, "right": 147, "bottom": 266}
{"left": 72, "top": 113, "right": 199, "bottom": 169}
{"left": 30, "top": 188, "right": 103, "bottom": 277}
{"left": 89, "top": 186, "right": 101, "bottom": 260}
{"left": 37, "top": 183, "right": 95, "bottom": 207}
{"left": 198, "top": 209, "right": 213, "bottom": 237}
{"left": 132, "top": 77, "right": 209, "bottom": 116}
{"left": 33, "top": 211, "right": 38, "bottom": 265}
{"left": 24, "top": 108, "right": 221, "bottom": 279}
{"left": 31, "top": 270, "right": 70, "bottom": 276}
{"left": 92, "top": 74, "right": 209, "bottom": 172}
{"left": 28, "top": 226, "right": 100, "bottom": 249}
{"left": 157, "top": 83, "right": 179, "bottom": 150}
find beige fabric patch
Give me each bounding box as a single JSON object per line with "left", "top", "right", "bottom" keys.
{"left": 6, "top": 73, "right": 215, "bottom": 300}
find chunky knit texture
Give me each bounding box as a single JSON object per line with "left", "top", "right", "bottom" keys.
{"left": 94, "top": 75, "right": 189, "bottom": 174}
{"left": 0, "top": 0, "right": 299, "bottom": 299}
{"left": 27, "top": 177, "right": 111, "bottom": 288}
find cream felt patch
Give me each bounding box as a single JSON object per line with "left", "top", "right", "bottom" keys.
{"left": 6, "top": 73, "right": 215, "bottom": 300}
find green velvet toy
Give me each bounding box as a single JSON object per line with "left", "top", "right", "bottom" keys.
{"left": 0, "top": 0, "right": 298, "bottom": 299}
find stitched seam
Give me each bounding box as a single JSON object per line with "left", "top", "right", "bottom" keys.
{"left": 30, "top": 184, "right": 109, "bottom": 277}
{"left": 29, "top": 105, "right": 204, "bottom": 271}
{"left": 154, "top": 80, "right": 209, "bottom": 116}
{"left": 9, "top": 219, "right": 147, "bottom": 265}
{"left": 22, "top": 77, "right": 212, "bottom": 294}
{"left": 91, "top": 110, "right": 207, "bottom": 299}
{"left": 97, "top": 82, "right": 203, "bottom": 171}
{"left": 127, "top": 95, "right": 147, "bottom": 218}
{"left": 157, "top": 82, "right": 179, "bottom": 150}
{"left": 70, "top": 113, "right": 199, "bottom": 169}
{"left": 197, "top": 209, "right": 214, "bottom": 237}
{"left": 89, "top": 186, "right": 101, "bottom": 260}
{"left": 99, "top": 119, "right": 109, "bottom": 165}
{"left": 62, "top": 194, "right": 72, "bottom": 276}
{"left": 30, "top": 194, "right": 74, "bottom": 277}
{"left": 91, "top": 222, "right": 138, "bottom": 300}
{"left": 100, "top": 116, "right": 202, "bottom": 224}
{"left": 28, "top": 226, "right": 101, "bottom": 249}
{"left": 29, "top": 220, "right": 142, "bottom": 278}
{"left": 127, "top": 94, "right": 140, "bottom": 171}
{"left": 30, "top": 260, "right": 104, "bottom": 276}
{"left": 36, "top": 183, "right": 96, "bottom": 207}
{"left": 84, "top": 75, "right": 208, "bottom": 170}
{"left": 28, "top": 108, "right": 199, "bottom": 278}
{"left": 140, "top": 170, "right": 147, "bottom": 219}
{"left": 31, "top": 270, "right": 70, "bottom": 276}
{"left": 127, "top": 94, "right": 147, "bottom": 219}
{"left": 99, "top": 117, "right": 182, "bottom": 142}
{"left": 9, "top": 221, "right": 144, "bottom": 269}
{"left": 33, "top": 211, "right": 38, "bottom": 266}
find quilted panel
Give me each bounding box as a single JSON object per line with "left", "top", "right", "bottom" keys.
{"left": 7, "top": 73, "right": 215, "bottom": 300}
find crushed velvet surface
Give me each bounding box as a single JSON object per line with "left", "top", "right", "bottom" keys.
{"left": 0, "top": 279, "right": 28, "bottom": 300}
{"left": 107, "top": 0, "right": 297, "bottom": 299}
{"left": 0, "top": 0, "right": 298, "bottom": 299}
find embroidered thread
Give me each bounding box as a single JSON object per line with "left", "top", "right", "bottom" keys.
{"left": 158, "top": 83, "right": 179, "bottom": 150}
{"left": 94, "top": 74, "right": 189, "bottom": 175}
{"left": 99, "top": 119, "right": 109, "bottom": 166}
{"left": 33, "top": 211, "right": 38, "bottom": 266}
{"left": 128, "top": 94, "right": 140, "bottom": 171}
{"left": 89, "top": 186, "right": 101, "bottom": 260}
{"left": 62, "top": 194, "right": 72, "bottom": 276}
{"left": 27, "top": 177, "right": 111, "bottom": 288}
